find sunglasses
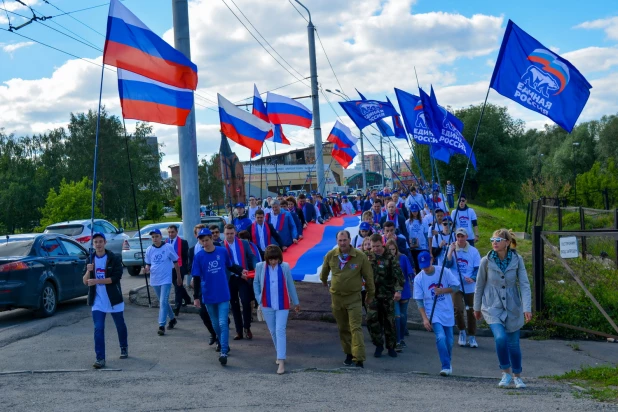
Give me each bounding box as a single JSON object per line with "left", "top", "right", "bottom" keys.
{"left": 442, "top": 222, "right": 452, "bottom": 226}
{"left": 490, "top": 237, "right": 506, "bottom": 243}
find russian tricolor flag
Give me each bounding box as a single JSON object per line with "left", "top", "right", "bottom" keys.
{"left": 266, "top": 92, "right": 312, "bottom": 128}
{"left": 117, "top": 69, "right": 193, "bottom": 126}
{"left": 327, "top": 120, "right": 357, "bottom": 148}
{"left": 252, "top": 85, "right": 274, "bottom": 140}
{"left": 332, "top": 144, "right": 358, "bottom": 169}
{"left": 103, "top": 0, "right": 198, "bottom": 90}
{"left": 219, "top": 94, "right": 270, "bottom": 154}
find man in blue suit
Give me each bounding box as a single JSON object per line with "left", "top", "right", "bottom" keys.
{"left": 380, "top": 201, "right": 409, "bottom": 240}
{"left": 266, "top": 200, "right": 298, "bottom": 249}
{"left": 362, "top": 189, "right": 378, "bottom": 212}
{"left": 299, "top": 194, "right": 316, "bottom": 223}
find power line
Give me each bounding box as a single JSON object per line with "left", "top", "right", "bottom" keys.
{"left": 1, "top": 0, "right": 12, "bottom": 30}
{"left": 220, "top": 0, "right": 310, "bottom": 88}
{"left": 49, "top": 3, "right": 109, "bottom": 19}
{"left": 315, "top": 27, "right": 345, "bottom": 96}
{"left": 35, "top": 19, "right": 103, "bottom": 52}
{"left": 288, "top": 0, "right": 308, "bottom": 23}
{"left": 233, "top": 77, "right": 311, "bottom": 104}
{"left": 42, "top": 0, "right": 105, "bottom": 37}
{"left": 228, "top": 0, "right": 307, "bottom": 82}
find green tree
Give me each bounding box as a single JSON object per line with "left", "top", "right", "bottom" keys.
{"left": 144, "top": 201, "right": 164, "bottom": 221}
{"left": 576, "top": 158, "right": 618, "bottom": 208}
{"left": 199, "top": 155, "right": 224, "bottom": 206}
{"left": 38, "top": 178, "right": 101, "bottom": 230}
{"left": 174, "top": 196, "right": 182, "bottom": 218}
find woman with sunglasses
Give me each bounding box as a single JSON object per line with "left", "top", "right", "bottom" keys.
{"left": 474, "top": 229, "right": 532, "bottom": 389}
{"left": 429, "top": 216, "right": 453, "bottom": 267}
{"left": 253, "top": 245, "right": 300, "bottom": 375}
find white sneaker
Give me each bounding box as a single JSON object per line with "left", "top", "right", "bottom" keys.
{"left": 468, "top": 336, "right": 479, "bottom": 348}
{"left": 498, "top": 372, "right": 513, "bottom": 388}
{"left": 514, "top": 377, "right": 526, "bottom": 389}
{"left": 458, "top": 330, "right": 467, "bottom": 347}
{"left": 439, "top": 368, "right": 452, "bottom": 376}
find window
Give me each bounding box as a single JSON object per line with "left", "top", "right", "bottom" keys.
{"left": 92, "top": 223, "right": 106, "bottom": 234}
{"left": 44, "top": 224, "right": 84, "bottom": 236}
{"left": 60, "top": 239, "right": 87, "bottom": 257}
{"left": 102, "top": 222, "right": 117, "bottom": 234}
{"left": 41, "top": 239, "right": 64, "bottom": 257}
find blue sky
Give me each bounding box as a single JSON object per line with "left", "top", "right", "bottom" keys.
{"left": 1, "top": 0, "right": 617, "bottom": 170}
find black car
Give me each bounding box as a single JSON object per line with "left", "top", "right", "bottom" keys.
{"left": 0, "top": 234, "right": 89, "bottom": 317}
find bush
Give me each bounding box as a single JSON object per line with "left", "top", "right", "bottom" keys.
{"left": 174, "top": 196, "right": 182, "bottom": 219}
{"left": 144, "top": 201, "right": 164, "bottom": 222}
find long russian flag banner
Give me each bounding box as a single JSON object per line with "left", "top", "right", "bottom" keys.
{"left": 266, "top": 92, "right": 313, "bottom": 128}
{"left": 219, "top": 93, "right": 270, "bottom": 153}
{"left": 117, "top": 69, "right": 193, "bottom": 126}
{"left": 104, "top": 0, "right": 198, "bottom": 90}
{"left": 283, "top": 215, "right": 361, "bottom": 282}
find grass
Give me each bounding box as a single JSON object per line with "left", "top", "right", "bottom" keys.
{"left": 551, "top": 365, "right": 618, "bottom": 403}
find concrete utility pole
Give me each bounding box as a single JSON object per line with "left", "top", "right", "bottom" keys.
{"left": 294, "top": 1, "right": 324, "bottom": 196}
{"left": 172, "top": 0, "right": 200, "bottom": 248}
{"left": 379, "top": 136, "right": 385, "bottom": 187}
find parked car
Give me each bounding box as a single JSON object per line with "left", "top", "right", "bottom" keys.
{"left": 44, "top": 219, "right": 129, "bottom": 256}
{"left": 199, "top": 205, "right": 217, "bottom": 218}
{"left": 200, "top": 216, "right": 226, "bottom": 232}
{"left": 0, "top": 234, "right": 89, "bottom": 317}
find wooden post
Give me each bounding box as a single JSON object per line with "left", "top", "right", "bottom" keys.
{"left": 532, "top": 225, "right": 544, "bottom": 312}
{"left": 557, "top": 205, "right": 563, "bottom": 231}
{"left": 579, "top": 206, "right": 587, "bottom": 260}
{"left": 540, "top": 197, "right": 546, "bottom": 228}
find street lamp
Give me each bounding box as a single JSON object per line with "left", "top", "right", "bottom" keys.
{"left": 572, "top": 142, "right": 580, "bottom": 204}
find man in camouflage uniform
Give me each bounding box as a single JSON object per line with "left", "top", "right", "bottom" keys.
{"left": 366, "top": 233, "right": 404, "bottom": 358}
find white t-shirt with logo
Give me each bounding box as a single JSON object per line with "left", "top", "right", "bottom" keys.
{"left": 248, "top": 206, "right": 260, "bottom": 222}
{"left": 413, "top": 266, "right": 459, "bottom": 326}
{"left": 451, "top": 207, "right": 477, "bottom": 240}
{"left": 450, "top": 245, "right": 481, "bottom": 294}
{"left": 92, "top": 254, "right": 124, "bottom": 313}
{"left": 145, "top": 243, "right": 178, "bottom": 286}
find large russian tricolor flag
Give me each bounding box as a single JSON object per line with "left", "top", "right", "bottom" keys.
{"left": 219, "top": 94, "right": 270, "bottom": 154}
{"left": 327, "top": 120, "right": 357, "bottom": 148}
{"left": 117, "top": 69, "right": 193, "bottom": 126}
{"left": 266, "top": 92, "right": 312, "bottom": 128}
{"left": 103, "top": 0, "right": 198, "bottom": 90}
{"left": 252, "top": 85, "right": 274, "bottom": 140}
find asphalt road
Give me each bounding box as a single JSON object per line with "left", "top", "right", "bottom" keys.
{"left": 0, "top": 271, "right": 615, "bottom": 411}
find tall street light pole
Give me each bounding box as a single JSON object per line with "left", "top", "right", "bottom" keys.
{"left": 371, "top": 132, "right": 385, "bottom": 187}
{"left": 172, "top": 0, "right": 200, "bottom": 248}
{"left": 294, "top": 1, "right": 324, "bottom": 196}
{"left": 325, "top": 88, "right": 367, "bottom": 192}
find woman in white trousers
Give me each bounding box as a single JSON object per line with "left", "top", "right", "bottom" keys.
{"left": 253, "top": 245, "right": 300, "bottom": 374}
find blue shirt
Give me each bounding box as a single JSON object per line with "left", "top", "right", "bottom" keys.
{"left": 398, "top": 254, "right": 415, "bottom": 300}
{"left": 233, "top": 216, "right": 252, "bottom": 233}
{"left": 192, "top": 246, "right": 233, "bottom": 305}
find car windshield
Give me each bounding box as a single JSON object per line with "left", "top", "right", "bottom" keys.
{"left": 44, "top": 224, "right": 84, "bottom": 236}
{"left": 134, "top": 223, "right": 183, "bottom": 238}
{"left": 0, "top": 240, "right": 34, "bottom": 257}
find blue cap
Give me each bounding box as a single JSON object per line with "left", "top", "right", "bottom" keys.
{"left": 418, "top": 251, "right": 432, "bottom": 269}
{"left": 197, "top": 228, "right": 212, "bottom": 238}
{"left": 149, "top": 229, "right": 162, "bottom": 236}
{"left": 433, "top": 184, "right": 440, "bottom": 191}
{"left": 409, "top": 204, "right": 420, "bottom": 212}
{"left": 359, "top": 222, "right": 371, "bottom": 231}
{"left": 442, "top": 215, "right": 453, "bottom": 222}
{"left": 434, "top": 208, "right": 444, "bottom": 213}
{"left": 92, "top": 232, "right": 105, "bottom": 240}
{"left": 392, "top": 190, "right": 399, "bottom": 194}
{"left": 342, "top": 196, "right": 348, "bottom": 199}
{"left": 377, "top": 192, "right": 384, "bottom": 196}
{"left": 307, "top": 195, "right": 313, "bottom": 200}
{"left": 235, "top": 202, "right": 245, "bottom": 209}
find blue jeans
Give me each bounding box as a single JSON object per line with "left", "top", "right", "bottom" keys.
{"left": 206, "top": 302, "right": 230, "bottom": 355}
{"left": 447, "top": 194, "right": 454, "bottom": 209}
{"left": 489, "top": 324, "right": 522, "bottom": 374}
{"left": 92, "top": 310, "right": 128, "bottom": 361}
{"left": 432, "top": 323, "right": 453, "bottom": 370}
{"left": 152, "top": 284, "right": 175, "bottom": 327}
{"left": 393, "top": 300, "right": 409, "bottom": 342}
{"left": 262, "top": 307, "right": 289, "bottom": 360}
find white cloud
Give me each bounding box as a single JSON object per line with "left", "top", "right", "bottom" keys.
{"left": 575, "top": 16, "right": 618, "bottom": 40}
{"left": 562, "top": 46, "right": 618, "bottom": 73}
{"left": 2, "top": 41, "right": 35, "bottom": 53}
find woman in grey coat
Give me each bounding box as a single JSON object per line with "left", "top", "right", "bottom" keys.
{"left": 254, "top": 245, "right": 300, "bottom": 375}
{"left": 474, "top": 229, "right": 532, "bottom": 389}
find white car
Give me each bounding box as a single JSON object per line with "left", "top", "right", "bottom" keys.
{"left": 44, "top": 219, "right": 129, "bottom": 256}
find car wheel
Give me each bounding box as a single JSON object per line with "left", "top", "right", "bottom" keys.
{"left": 129, "top": 266, "right": 142, "bottom": 276}
{"left": 35, "top": 281, "right": 57, "bottom": 318}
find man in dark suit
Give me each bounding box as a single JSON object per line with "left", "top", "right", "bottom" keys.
{"left": 362, "top": 189, "right": 378, "bottom": 212}
{"left": 248, "top": 209, "right": 283, "bottom": 259}
{"left": 299, "top": 194, "right": 316, "bottom": 223}
{"left": 167, "top": 224, "right": 191, "bottom": 316}
{"left": 223, "top": 224, "right": 258, "bottom": 340}
{"left": 379, "top": 201, "right": 409, "bottom": 240}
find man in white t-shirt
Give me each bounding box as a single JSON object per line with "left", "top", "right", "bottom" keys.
{"left": 413, "top": 251, "right": 460, "bottom": 376}
{"left": 83, "top": 232, "right": 128, "bottom": 369}
{"left": 450, "top": 195, "right": 480, "bottom": 246}
{"left": 445, "top": 228, "right": 481, "bottom": 348}
{"left": 247, "top": 196, "right": 261, "bottom": 222}
{"left": 144, "top": 228, "right": 182, "bottom": 336}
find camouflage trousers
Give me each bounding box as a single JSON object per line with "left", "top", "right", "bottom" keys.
{"left": 366, "top": 297, "right": 396, "bottom": 349}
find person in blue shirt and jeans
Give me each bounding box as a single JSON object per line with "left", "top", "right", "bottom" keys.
{"left": 192, "top": 228, "right": 246, "bottom": 365}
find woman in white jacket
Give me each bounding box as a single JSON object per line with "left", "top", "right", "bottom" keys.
{"left": 253, "top": 245, "right": 300, "bottom": 374}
